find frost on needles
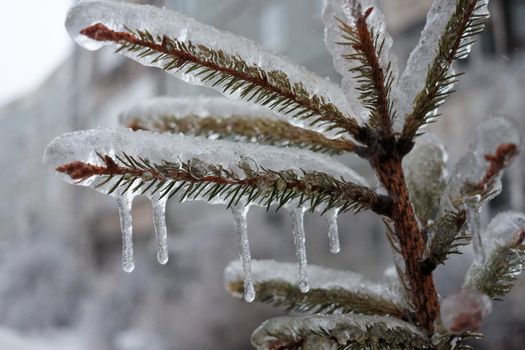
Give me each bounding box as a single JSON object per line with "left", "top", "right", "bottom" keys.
{"left": 44, "top": 0, "right": 524, "bottom": 348}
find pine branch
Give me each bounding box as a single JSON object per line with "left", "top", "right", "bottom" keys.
{"left": 422, "top": 143, "right": 519, "bottom": 273}
{"left": 337, "top": 3, "right": 395, "bottom": 138}
{"left": 251, "top": 314, "right": 430, "bottom": 350}
{"left": 464, "top": 228, "right": 524, "bottom": 298}
{"left": 55, "top": 151, "right": 391, "bottom": 216}
{"left": 225, "top": 260, "right": 407, "bottom": 319}
{"left": 400, "top": 0, "right": 489, "bottom": 149}
{"left": 80, "top": 23, "right": 367, "bottom": 142}
{"left": 126, "top": 114, "right": 359, "bottom": 155}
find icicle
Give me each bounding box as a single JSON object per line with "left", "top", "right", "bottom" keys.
{"left": 151, "top": 196, "right": 169, "bottom": 265}
{"left": 291, "top": 207, "right": 309, "bottom": 293}
{"left": 325, "top": 209, "right": 340, "bottom": 254}
{"left": 232, "top": 205, "right": 255, "bottom": 302}
{"left": 464, "top": 195, "right": 484, "bottom": 264}
{"left": 116, "top": 194, "right": 135, "bottom": 273}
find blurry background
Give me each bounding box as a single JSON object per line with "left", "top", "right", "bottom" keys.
{"left": 0, "top": 0, "right": 524, "bottom": 349}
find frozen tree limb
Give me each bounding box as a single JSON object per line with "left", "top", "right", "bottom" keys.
{"left": 399, "top": 0, "right": 490, "bottom": 149}
{"left": 251, "top": 314, "right": 429, "bottom": 350}
{"left": 67, "top": 0, "right": 366, "bottom": 141}
{"left": 225, "top": 260, "right": 407, "bottom": 318}
{"left": 464, "top": 212, "right": 525, "bottom": 298}
{"left": 45, "top": 129, "right": 391, "bottom": 215}
{"left": 120, "top": 97, "right": 360, "bottom": 155}
{"left": 422, "top": 118, "right": 520, "bottom": 273}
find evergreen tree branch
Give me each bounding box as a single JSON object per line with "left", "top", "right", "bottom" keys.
{"left": 251, "top": 314, "right": 430, "bottom": 350}
{"left": 338, "top": 3, "right": 395, "bottom": 138}
{"left": 422, "top": 143, "right": 519, "bottom": 274}
{"left": 464, "top": 228, "right": 524, "bottom": 298}
{"left": 225, "top": 260, "right": 407, "bottom": 319}
{"left": 55, "top": 151, "right": 392, "bottom": 216}
{"left": 399, "top": 0, "right": 489, "bottom": 150}
{"left": 126, "top": 114, "right": 359, "bottom": 155}
{"left": 80, "top": 23, "right": 367, "bottom": 142}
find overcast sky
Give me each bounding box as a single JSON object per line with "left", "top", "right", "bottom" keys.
{"left": 0, "top": 1, "right": 72, "bottom": 107}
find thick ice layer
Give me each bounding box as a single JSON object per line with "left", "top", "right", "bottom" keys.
{"left": 119, "top": 96, "right": 286, "bottom": 127}
{"left": 66, "top": 0, "right": 358, "bottom": 137}
{"left": 224, "top": 259, "right": 407, "bottom": 307}
{"left": 442, "top": 117, "right": 520, "bottom": 208}
{"left": 482, "top": 211, "right": 525, "bottom": 251}
{"left": 43, "top": 129, "right": 368, "bottom": 198}
{"left": 403, "top": 134, "right": 447, "bottom": 225}
{"left": 322, "top": 0, "right": 398, "bottom": 123}
{"left": 395, "top": 0, "right": 492, "bottom": 128}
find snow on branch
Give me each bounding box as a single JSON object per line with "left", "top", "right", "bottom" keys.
{"left": 464, "top": 212, "right": 525, "bottom": 298}
{"left": 224, "top": 259, "right": 407, "bottom": 318}
{"left": 323, "top": 0, "right": 398, "bottom": 134}
{"left": 399, "top": 0, "right": 490, "bottom": 146}
{"left": 422, "top": 117, "right": 520, "bottom": 273}
{"left": 120, "top": 97, "right": 360, "bottom": 155}
{"left": 67, "top": 0, "right": 365, "bottom": 141}
{"left": 250, "top": 314, "right": 429, "bottom": 350}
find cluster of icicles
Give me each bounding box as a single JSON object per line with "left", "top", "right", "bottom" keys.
{"left": 114, "top": 192, "right": 340, "bottom": 302}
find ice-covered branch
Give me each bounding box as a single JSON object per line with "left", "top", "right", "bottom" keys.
{"left": 399, "top": 0, "right": 490, "bottom": 148}
{"left": 422, "top": 118, "right": 520, "bottom": 273}
{"left": 45, "top": 129, "right": 388, "bottom": 215}
{"left": 67, "top": 0, "right": 366, "bottom": 141}
{"left": 251, "top": 314, "right": 429, "bottom": 350}
{"left": 323, "top": 0, "right": 398, "bottom": 135}
{"left": 464, "top": 212, "right": 525, "bottom": 298}
{"left": 121, "top": 97, "right": 359, "bottom": 155}
{"left": 225, "top": 260, "right": 407, "bottom": 318}
{"left": 336, "top": 2, "right": 396, "bottom": 137}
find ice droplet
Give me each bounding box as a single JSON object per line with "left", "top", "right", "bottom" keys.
{"left": 151, "top": 196, "right": 169, "bottom": 265}
{"left": 292, "top": 207, "right": 309, "bottom": 293}
{"left": 325, "top": 209, "right": 340, "bottom": 254}
{"left": 117, "top": 194, "right": 135, "bottom": 273}
{"left": 232, "top": 205, "right": 255, "bottom": 302}
{"left": 464, "top": 195, "right": 485, "bottom": 264}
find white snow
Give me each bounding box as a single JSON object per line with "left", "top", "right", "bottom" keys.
{"left": 66, "top": 0, "right": 358, "bottom": 138}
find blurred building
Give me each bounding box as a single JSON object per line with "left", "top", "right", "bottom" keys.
{"left": 0, "top": 0, "right": 524, "bottom": 349}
